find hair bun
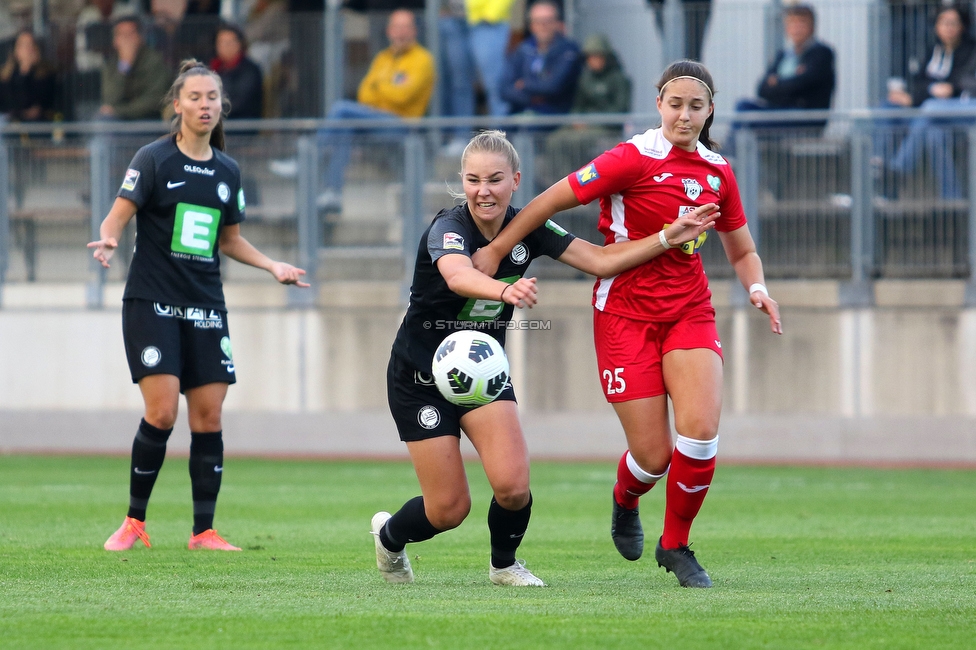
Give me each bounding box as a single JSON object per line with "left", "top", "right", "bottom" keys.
{"left": 177, "top": 59, "right": 207, "bottom": 74}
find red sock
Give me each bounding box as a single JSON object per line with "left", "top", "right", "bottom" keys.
{"left": 662, "top": 448, "right": 715, "bottom": 549}
{"left": 613, "top": 451, "right": 663, "bottom": 510}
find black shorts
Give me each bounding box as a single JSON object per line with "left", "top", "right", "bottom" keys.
{"left": 386, "top": 352, "right": 517, "bottom": 443}
{"left": 122, "top": 299, "right": 237, "bottom": 393}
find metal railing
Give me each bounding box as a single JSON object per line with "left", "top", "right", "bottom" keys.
{"left": 5, "top": 108, "right": 976, "bottom": 308}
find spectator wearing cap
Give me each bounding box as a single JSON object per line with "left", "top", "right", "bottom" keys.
{"left": 543, "top": 32, "right": 631, "bottom": 186}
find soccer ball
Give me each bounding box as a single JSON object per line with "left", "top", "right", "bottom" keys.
{"left": 431, "top": 331, "right": 510, "bottom": 407}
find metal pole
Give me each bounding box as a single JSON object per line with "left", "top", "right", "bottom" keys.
{"left": 840, "top": 120, "right": 873, "bottom": 307}
{"left": 291, "top": 134, "right": 318, "bottom": 307}
{"left": 86, "top": 136, "right": 111, "bottom": 309}
{"left": 426, "top": 0, "right": 441, "bottom": 119}
{"left": 324, "top": 0, "right": 344, "bottom": 116}
{"left": 662, "top": 0, "right": 686, "bottom": 64}
{"left": 401, "top": 130, "right": 425, "bottom": 303}
{"left": 511, "top": 131, "right": 535, "bottom": 209}
{"left": 965, "top": 126, "right": 976, "bottom": 305}
{"left": 0, "top": 131, "right": 9, "bottom": 304}
{"left": 730, "top": 127, "right": 759, "bottom": 306}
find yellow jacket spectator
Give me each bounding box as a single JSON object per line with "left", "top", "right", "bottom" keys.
{"left": 357, "top": 40, "right": 435, "bottom": 118}
{"left": 466, "top": 0, "right": 517, "bottom": 25}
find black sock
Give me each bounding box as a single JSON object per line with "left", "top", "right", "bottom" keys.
{"left": 382, "top": 496, "right": 440, "bottom": 552}
{"left": 488, "top": 494, "right": 532, "bottom": 569}
{"left": 126, "top": 419, "right": 173, "bottom": 521}
{"left": 189, "top": 431, "right": 223, "bottom": 535}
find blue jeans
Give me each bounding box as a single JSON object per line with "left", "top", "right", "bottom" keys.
{"left": 889, "top": 97, "right": 975, "bottom": 200}
{"left": 439, "top": 16, "right": 475, "bottom": 141}
{"left": 470, "top": 22, "right": 511, "bottom": 117}
{"left": 318, "top": 100, "right": 401, "bottom": 193}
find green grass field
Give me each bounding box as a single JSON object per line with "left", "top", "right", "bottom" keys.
{"left": 0, "top": 456, "right": 973, "bottom": 649}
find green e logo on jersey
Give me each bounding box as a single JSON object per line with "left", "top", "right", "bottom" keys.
{"left": 171, "top": 203, "right": 221, "bottom": 257}
{"left": 457, "top": 276, "right": 520, "bottom": 322}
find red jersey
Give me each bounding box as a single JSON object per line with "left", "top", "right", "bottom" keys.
{"left": 568, "top": 128, "right": 747, "bottom": 322}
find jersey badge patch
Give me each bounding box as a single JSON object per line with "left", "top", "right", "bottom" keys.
{"left": 237, "top": 188, "right": 246, "bottom": 212}
{"left": 121, "top": 169, "right": 140, "bottom": 192}
{"left": 707, "top": 175, "right": 721, "bottom": 191}
{"left": 443, "top": 232, "right": 464, "bottom": 251}
{"left": 217, "top": 182, "right": 231, "bottom": 203}
{"left": 682, "top": 178, "right": 703, "bottom": 201}
{"left": 545, "top": 219, "right": 568, "bottom": 236}
{"left": 576, "top": 163, "right": 600, "bottom": 185}
{"left": 418, "top": 405, "right": 441, "bottom": 430}
{"left": 510, "top": 242, "right": 529, "bottom": 265}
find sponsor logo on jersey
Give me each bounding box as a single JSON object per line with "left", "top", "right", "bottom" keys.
{"left": 576, "top": 163, "right": 599, "bottom": 185}
{"left": 153, "top": 303, "right": 223, "bottom": 328}
{"left": 510, "top": 242, "right": 529, "bottom": 265}
{"left": 653, "top": 172, "right": 673, "bottom": 183}
{"left": 667, "top": 210, "right": 708, "bottom": 255}
{"left": 677, "top": 482, "right": 710, "bottom": 493}
{"left": 141, "top": 346, "right": 161, "bottom": 367}
{"left": 121, "top": 169, "right": 140, "bottom": 192}
{"left": 417, "top": 405, "right": 441, "bottom": 430}
{"left": 707, "top": 174, "right": 721, "bottom": 191}
{"left": 237, "top": 188, "right": 246, "bottom": 212}
{"left": 443, "top": 232, "right": 464, "bottom": 251}
{"left": 682, "top": 178, "right": 703, "bottom": 200}
{"left": 171, "top": 202, "right": 221, "bottom": 258}
{"left": 545, "top": 219, "right": 568, "bottom": 236}
{"left": 220, "top": 336, "right": 233, "bottom": 360}
{"left": 414, "top": 371, "right": 435, "bottom": 386}
{"left": 217, "top": 182, "right": 231, "bottom": 203}
{"left": 166, "top": 180, "right": 185, "bottom": 189}
{"left": 184, "top": 164, "right": 215, "bottom": 176}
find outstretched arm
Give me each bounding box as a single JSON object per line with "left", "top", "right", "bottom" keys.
{"left": 472, "top": 177, "right": 580, "bottom": 277}
{"left": 87, "top": 197, "right": 138, "bottom": 268}
{"left": 219, "top": 224, "right": 310, "bottom": 287}
{"left": 557, "top": 204, "right": 719, "bottom": 277}
{"left": 719, "top": 225, "right": 782, "bottom": 334}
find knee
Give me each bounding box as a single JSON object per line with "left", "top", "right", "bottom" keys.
{"left": 491, "top": 482, "right": 531, "bottom": 511}
{"left": 629, "top": 447, "right": 672, "bottom": 476}
{"left": 673, "top": 414, "right": 720, "bottom": 442}
{"left": 426, "top": 494, "right": 471, "bottom": 531}
{"left": 189, "top": 407, "right": 222, "bottom": 433}
{"left": 144, "top": 404, "right": 178, "bottom": 431}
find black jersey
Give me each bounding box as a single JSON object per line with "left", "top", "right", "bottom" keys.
{"left": 391, "top": 203, "right": 575, "bottom": 373}
{"left": 118, "top": 135, "right": 246, "bottom": 310}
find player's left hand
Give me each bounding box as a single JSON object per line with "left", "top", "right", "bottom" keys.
{"left": 270, "top": 261, "right": 310, "bottom": 288}
{"left": 752, "top": 290, "right": 782, "bottom": 335}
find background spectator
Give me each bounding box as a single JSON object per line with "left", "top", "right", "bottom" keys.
{"left": 99, "top": 16, "right": 170, "bottom": 119}
{"left": 499, "top": 0, "right": 581, "bottom": 117}
{"left": 438, "top": 0, "right": 475, "bottom": 154}
{"left": 542, "top": 32, "right": 630, "bottom": 185}
{"left": 270, "top": 9, "right": 434, "bottom": 211}
{"left": 728, "top": 3, "right": 835, "bottom": 152}
{"left": 0, "top": 30, "right": 58, "bottom": 122}
{"left": 147, "top": 0, "right": 218, "bottom": 72}
{"left": 467, "top": 0, "right": 518, "bottom": 117}
{"left": 75, "top": 0, "right": 138, "bottom": 73}
{"left": 211, "top": 23, "right": 263, "bottom": 119}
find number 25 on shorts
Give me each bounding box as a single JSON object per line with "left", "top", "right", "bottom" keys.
{"left": 603, "top": 367, "right": 626, "bottom": 396}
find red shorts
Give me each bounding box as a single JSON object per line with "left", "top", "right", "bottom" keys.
{"left": 593, "top": 308, "right": 723, "bottom": 402}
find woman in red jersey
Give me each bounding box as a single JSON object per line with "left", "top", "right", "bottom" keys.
{"left": 473, "top": 59, "right": 781, "bottom": 588}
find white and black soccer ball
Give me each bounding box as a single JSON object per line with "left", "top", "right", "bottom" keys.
{"left": 431, "top": 331, "right": 510, "bottom": 407}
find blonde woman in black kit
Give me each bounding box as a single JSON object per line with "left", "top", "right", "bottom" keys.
{"left": 89, "top": 59, "right": 308, "bottom": 552}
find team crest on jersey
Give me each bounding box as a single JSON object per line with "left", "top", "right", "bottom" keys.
{"left": 121, "top": 169, "right": 140, "bottom": 192}
{"left": 707, "top": 174, "right": 721, "bottom": 191}
{"left": 418, "top": 405, "right": 441, "bottom": 430}
{"left": 510, "top": 242, "right": 529, "bottom": 265}
{"left": 577, "top": 163, "right": 600, "bottom": 185}
{"left": 217, "top": 182, "right": 231, "bottom": 203}
{"left": 443, "top": 232, "right": 464, "bottom": 251}
{"left": 682, "top": 178, "right": 703, "bottom": 200}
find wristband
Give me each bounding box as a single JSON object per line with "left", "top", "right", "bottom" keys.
{"left": 500, "top": 284, "right": 511, "bottom": 302}
{"left": 658, "top": 230, "right": 672, "bottom": 250}
{"left": 749, "top": 283, "right": 768, "bottom": 297}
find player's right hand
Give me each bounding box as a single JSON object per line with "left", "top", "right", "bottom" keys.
{"left": 503, "top": 277, "right": 538, "bottom": 309}
{"left": 87, "top": 237, "right": 118, "bottom": 268}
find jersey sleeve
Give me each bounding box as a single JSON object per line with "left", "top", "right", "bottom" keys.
{"left": 227, "top": 164, "right": 246, "bottom": 226}
{"left": 567, "top": 142, "right": 643, "bottom": 206}
{"left": 526, "top": 218, "right": 576, "bottom": 260}
{"left": 716, "top": 166, "right": 748, "bottom": 232}
{"left": 427, "top": 213, "right": 474, "bottom": 264}
{"left": 117, "top": 145, "right": 155, "bottom": 208}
